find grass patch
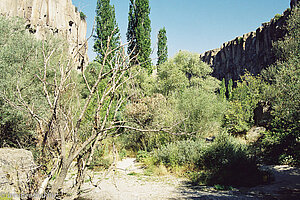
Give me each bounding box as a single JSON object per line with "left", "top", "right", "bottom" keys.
{"left": 214, "top": 184, "right": 234, "bottom": 191}
{"left": 127, "top": 172, "right": 138, "bottom": 176}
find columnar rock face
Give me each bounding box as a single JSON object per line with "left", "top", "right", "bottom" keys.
{"left": 291, "top": 0, "right": 299, "bottom": 8}
{"left": 0, "top": 0, "right": 88, "bottom": 69}
{"left": 200, "top": 0, "right": 298, "bottom": 83}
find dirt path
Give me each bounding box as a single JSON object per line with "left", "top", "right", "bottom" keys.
{"left": 76, "top": 159, "right": 300, "bottom": 200}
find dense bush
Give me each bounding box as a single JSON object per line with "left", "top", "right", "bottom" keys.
{"left": 156, "top": 51, "right": 220, "bottom": 95}
{"left": 154, "top": 133, "right": 264, "bottom": 186}
{"left": 156, "top": 51, "right": 225, "bottom": 135}
{"left": 121, "top": 51, "right": 226, "bottom": 152}
{"left": 258, "top": 8, "right": 300, "bottom": 166}
{"left": 153, "top": 139, "right": 207, "bottom": 167}
{"left": 194, "top": 133, "right": 264, "bottom": 186}
{"left": 223, "top": 8, "right": 300, "bottom": 166}
{"left": 0, "top": 17, "right": 41, "bottom": 148}
{"left": 173, "top": 87, "right": 226, "bottom": 134}
{"left": 0, "top": 100, "right": 36, "bottom": 148}
{"left": 223, "top": 73, "right": 268, "bottom": 134}
{"left": 122, "top": 94, "right": 178, "bottom": 151}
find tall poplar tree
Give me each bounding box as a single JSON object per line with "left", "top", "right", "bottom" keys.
{"left": 127, "top": 0, "right": 152, "bottom": 73}
{"left": 220, "top": 78, "right": 226, "bottom": 100}
{"left": 228, "top": 79, "right": 233, "bottom": 100}
{"left": 94, "top": 0, "right": 120, "bottom": 64}
{"left": 157, "top": 27, "right": 168, "bottom": 66}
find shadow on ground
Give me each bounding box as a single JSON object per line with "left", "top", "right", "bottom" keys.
{"left": 174, "top": 165, "right": 300, "bottom": 200}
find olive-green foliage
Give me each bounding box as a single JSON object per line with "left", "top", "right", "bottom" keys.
{"left": 80, "top": 11, "right": 86, "bottom": 20}
{"left": 88, "top": 141, "right": 114, "bottom": 170}
{"left": 257, "top": 9, "right": 300, "bottom": 166}
{"left": 127, "top": 0, "right": 152, "bottom": 73}
{"left": 79, "top": 61, "right": 126, "bottom": 141}
{"left": 123, "top": 94, "right": 177, "bottom": 151}
{"left": 224, "top": 8, "right": 300, "bottom": 166}
{"left": 0, "top": 194, "right": 12, "bottom": 200}
{"left": 173, "top": 87, "right": 226, "bottom": 134}
{"left": 122, "top": 51, "right": 226, "bottom": 152}
{"left": 0, "top": 99, "right": 35, "bottom": 148}
{"left": 223, "top": 73, "right": 268, "bottom": 134}
{"left": 273, "top": 9, "right": 299, "bottom": 61}
{"left": 227, "top": 79, "right": 233, "bottom": 100}
{"left": 0, "top": 17, "right": 41, "bottom": 148}
{"left": 127, "top": 67, "right": 157, "bottom": 97}
{"left": 274, "top": 14, "right": 282, "bottom": 22}
{"left": 0, "top": 16, "right": 73, "bottom": 148}
{"left": 153, "top": 139, "right": 208, "bottom": 167}
{"left": 157, "top": 51, "right": 220, "bottom": 96}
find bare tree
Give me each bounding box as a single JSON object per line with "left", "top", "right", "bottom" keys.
{"left": 38, "top": 37, "right": 137, "bottom": 199}
{"left": 0, "top": 17, "right": 187, "bottom": 198}
{"left": 0, "top": 25, "right": 139, "bottom": 198}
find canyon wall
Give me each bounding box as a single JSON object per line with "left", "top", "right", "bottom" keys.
{"left": 0, "top": 0, "right": 88, "bottom": 69}
{"left": 200, "top": 0, "right": 298, "bottom": 83}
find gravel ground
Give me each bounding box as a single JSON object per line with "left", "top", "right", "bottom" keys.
{"left": 76, "top": 159, "right": 300, "bottom": 200}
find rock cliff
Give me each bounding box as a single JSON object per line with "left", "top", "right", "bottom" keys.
{"left": 200, "top": 0, "right": 298, "bottom": 83}
{"left": 0, "top": 0, "right": 88, "bottom": 69}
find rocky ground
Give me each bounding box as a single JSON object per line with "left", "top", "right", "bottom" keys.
{"left": 75, "top": 158, "right": 300, "bottom": 200}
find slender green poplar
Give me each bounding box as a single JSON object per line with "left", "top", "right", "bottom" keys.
{"left": 127, "top": 0, "right": 152, "bottom": 73}
{"left": 157, "top": 27, "right": 168, "bottom": 66}
{"left": 94, "top": 0, "right": 120, "bottom": 64}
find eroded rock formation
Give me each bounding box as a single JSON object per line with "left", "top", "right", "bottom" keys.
{"left": 0, "top": 0, "right": 88, "bottom": 69}
{"left": 200, "top": 0, "right": 298, "bottom": 83}
{"left": 0, "top": 149, "right": 36, "bottom": 199}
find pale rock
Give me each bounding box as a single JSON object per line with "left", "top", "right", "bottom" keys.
{"left": 0, "top": 0, "right": 88, "bottom": 69}
{"left": 0, "top": 148, "right": 36, "bottom": 200}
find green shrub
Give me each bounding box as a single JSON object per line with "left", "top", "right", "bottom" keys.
{"left": 80, "top": 11, "right": 86, "bottom": 20}
{"left": 0, "top": 16, "right": 42, "bottom": 148}
{"left": 257, "top": 8, "right": 300, "bottom": 166}
{"left": 0, "top": 193, "right": 13, "bottom": 200}
{"left": 88, "top": 143, "right": 113, "bottom": 170}
{"left": 258, "top": 129, "right": 300, "bottom": 166}
{"left": 156, "top": 51, "right": 220, "bottom": 96}
{"left": 223, "top": 73, "right": 268, "bottom": 134}
{"left": 174, "top": 87, "right": 227, "bottom": 135}
{"left": 155, "top": 133, "right": 265, "bottom": 186}
{"left": 136, "top": 150, "right": 150, "bottom": 162}
{"left": 274, "top": 14, "right": 282, "bottom": 21}
{"left": 122, "top": 93, "right": 178, "bottom": 152}
{"left": 153, "top": 139, "right": 208, "bottom": 168}
{"left": 122, "top": 51, "right": 225, "bottom": 153}
{"left": 194, "top": 133, "right": 264, "bottom": 186}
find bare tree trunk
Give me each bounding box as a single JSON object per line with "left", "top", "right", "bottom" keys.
{"left": 46, "top": 159, "right": 71, "bottom": 200}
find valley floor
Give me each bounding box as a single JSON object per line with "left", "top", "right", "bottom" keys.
{"left": 75, "top": 158, "right": 299, "bottom": 200}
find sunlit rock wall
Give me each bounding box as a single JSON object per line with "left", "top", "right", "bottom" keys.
{"left": 0, "top": 0, "right": 88, "bottom": 69}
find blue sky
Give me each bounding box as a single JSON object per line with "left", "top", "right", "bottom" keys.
{"left": 72, "top": 0, "right": 290, "bottom": 63}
